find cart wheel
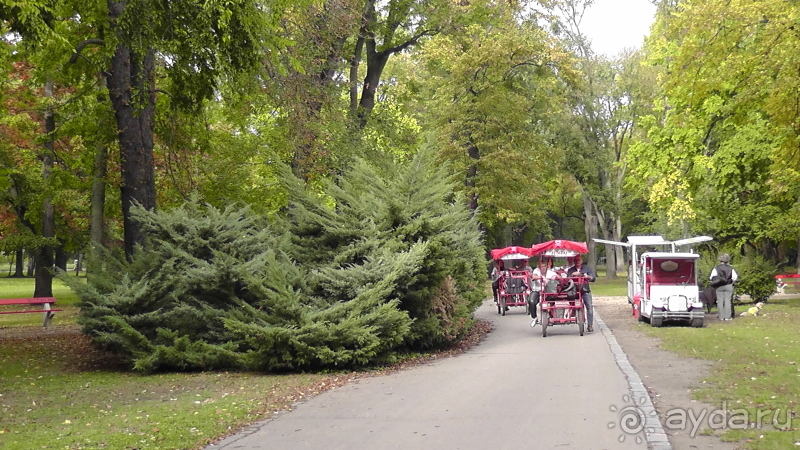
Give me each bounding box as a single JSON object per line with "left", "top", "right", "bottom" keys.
{"left": 497, "top": 300, "right": 501, "bottom": 315}
{"left": 541, "top": 309, "right": 549, "bottom": 337}
{"left": 501, "top": 297, "right": 506, "bottom": 316}
{"left": 691, "top": 317, "right": 703, "bottom": 328}
{"left": 637, "top": 302, "right": 646, "bottom": 322}
{"left": 651, "top": 313, "right": 663, "bottom": 328}
{"left": 577, "top": 308, "right": 585, "bottom": 336}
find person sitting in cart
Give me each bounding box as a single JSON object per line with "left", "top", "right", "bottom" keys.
{"left": 567, "top": 254, "right": 596, "bottom": 332}
{"left": 529, "top": 258, "right": 557, "bottom": 322}
{"left": 491, "top": 260, "right": 506, "bottom": 304}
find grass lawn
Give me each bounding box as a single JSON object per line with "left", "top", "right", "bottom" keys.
{"left": 0, "top": 277, "right": 355, "bottom": 450}
{"left": 5, "top": 273, "right": 798, "bottom": 449}
{"left": 591, "top": 267, "right": 628, "bottom": 297}
{"left": 0, "top": 276, "right": 82, "bottom": 327}
{"left": 642, "top": 297, "right": 800, "bottom": 449}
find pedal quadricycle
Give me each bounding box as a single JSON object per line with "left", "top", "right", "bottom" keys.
{"left": 530, "top": 240, "right": 590, "bottom": 337}
{"left": 490, "top": 246, "right": 534, "bottom": 316}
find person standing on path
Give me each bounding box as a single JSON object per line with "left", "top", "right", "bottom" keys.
{"left": 710, "top": 253, "right": 738, "bottom": 320}
{"left": 568, "top": 254, "right": 596, "bottom": 332}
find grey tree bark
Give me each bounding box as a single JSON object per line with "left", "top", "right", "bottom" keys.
{"left": 103, "top": 6, "right": 158, "bottom": 259}
{"left": 90, "top": 145, "right": 107, "bottom": 249}
{"left": 582, "top": 192, "right": 598, "bottom": 275}
{"left": 34, "top": 78, "right": 55, "bottom": 298}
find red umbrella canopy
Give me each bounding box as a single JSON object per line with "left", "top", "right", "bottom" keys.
{"left": 530, "top": 240, "right": 589, "bottom": 256}
{"left": 490, "top": 246, "right": 535, "bottom": 260}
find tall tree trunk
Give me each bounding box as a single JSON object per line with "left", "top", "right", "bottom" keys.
{"left": 582, "top": 192, "right": 598, "bottom": 275}
{"left": 614, "top": 215, "right": 624, "bottom": 274}
{"left": 55, "top": 246, "right": 68, "bottom": 272}
{"left": 595, "top": 210, "right": 617, "bottom": 279}
{"left": 90, "top": 145, "right": 107, "bottom": 249}
{"left": 34, "top": 78, "right": 55, "bottom": 298}
{"left": 13, "top": 249, "right": 24, "bottom": 277}
{"left": 104, "top": 18, "right": 157, "bottom": 259}
{"left": 465, "top": 142, "right": 479, "bottom": 213}
{"left": 591, "top": 199, "right": 616, "bottom": 279}
{"left": 357, "top": 42, "right": 390, "bottom": 128}
{"left": 349, "top": 34, "right": 365, "bottom": 113}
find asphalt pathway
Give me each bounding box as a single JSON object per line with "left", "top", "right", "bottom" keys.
{"left": 208, "top": 300, "right": 652, "bottom": 450}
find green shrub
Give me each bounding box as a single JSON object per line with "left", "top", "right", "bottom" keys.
{"left": 734, "top": 255, "right": 779, "bottom": 303}
{"left": 280, "top": 148, "right": 486, "bottom": 348}
{"left": 62, "top": 149, "right": 485, "bottom": 372}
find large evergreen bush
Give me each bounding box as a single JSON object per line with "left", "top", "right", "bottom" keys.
{"left": 64, "top": 150, "right": 486, "bottom": 372}
{"left": 280, "top": 149, "right": 485, "bottom": 348}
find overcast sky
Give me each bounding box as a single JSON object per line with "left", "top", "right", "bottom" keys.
{"left": 579, "top": 0, "right": 657, "bottom": 56}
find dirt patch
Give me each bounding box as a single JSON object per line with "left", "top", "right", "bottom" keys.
{"left": 594, "top": 296, "right": 741, "bottom": 450}
{"left": 0, "top": 323, "right": 82, "bottom": 340}
{"left": 0, "top": 319, "right": 494, "bottom": 376}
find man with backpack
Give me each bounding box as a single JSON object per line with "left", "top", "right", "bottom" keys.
{"left": 709, "top": 253, "right": 738, "bottom": 321}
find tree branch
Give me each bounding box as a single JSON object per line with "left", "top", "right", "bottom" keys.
{"left": 69, "top": 38, "right": 105, "bottom": 64}
{"left": 382, "top": 29, "right": 437, "bottom": 56}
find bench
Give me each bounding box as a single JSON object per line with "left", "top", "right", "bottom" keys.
{"left": 775, "top": 274, "right": 800, "bottom": 294}
{"left": 0, "top": 297, "right": 61, "bottom": 327}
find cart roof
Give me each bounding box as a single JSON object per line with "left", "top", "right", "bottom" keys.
{"left": 627, "top": 235, "right": 669, "bottom": 245}
{"left": 490, "top": 246, "right": 534, "bottom": 260}
{"left": 530, "top": 240, "right": 588, "bottom": 256}
{"left": 594, "top": 235, "right": 712, "bottom": 248}
{"left": 641, "top": 252, "right": 699, "bottom": 260}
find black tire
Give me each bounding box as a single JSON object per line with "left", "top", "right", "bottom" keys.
{"left": 577, "top": 308, "right": 585, "bottom": 336}
{"left": 541, "top": 309, "right": 549, "bottom": 337}
{"left": 651, "top": 313, "right": 663, "bottom": 328}
{"left": 497, "top": 300, "right": 501, "bottom": 315}
{"left": 637, "top": 303, "right": 646, "bottom": 322}
{"left": 691, "top": 317, "right": 704, "bottom": 328}
{"left": 501, "top": 296, "right": 506, "bottom": 316}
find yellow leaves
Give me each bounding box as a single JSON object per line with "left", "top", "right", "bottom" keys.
{"left": 649, "top": 172, "right": 696, "bottom": 224}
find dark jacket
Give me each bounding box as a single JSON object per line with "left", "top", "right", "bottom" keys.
{"left": 567, "top": 264, "right": 595, "bottom": 292}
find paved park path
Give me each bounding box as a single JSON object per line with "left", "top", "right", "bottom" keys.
{"left": 208, "top": 300, "right": 661, "bottom": 450}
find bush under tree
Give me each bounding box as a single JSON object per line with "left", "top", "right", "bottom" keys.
{"left": 64, "top": 150, "right": 486, "bottom": 372}
{"left": 734, "top": 255, "right": 778, "bottom": 303}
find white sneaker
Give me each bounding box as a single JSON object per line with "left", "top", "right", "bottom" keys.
{"left": 530, "top": 319, "right": 537, "bottom": 328}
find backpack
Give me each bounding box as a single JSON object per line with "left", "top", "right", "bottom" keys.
{"left": 710, "top": 264, "right": 733, "bottom": 288}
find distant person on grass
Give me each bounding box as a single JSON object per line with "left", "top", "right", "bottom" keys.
{"left": 710, "top": 253, "right": 738, "bottom": 321}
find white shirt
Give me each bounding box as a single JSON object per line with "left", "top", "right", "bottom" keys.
{"left": 491, "top": 267, "right": 504, "bottom": 282}
{"left": 709, "top": 265, "right": 738, "bottom": 283}
{"left": 531, "top": 267, "right": 557, "bottom": 292}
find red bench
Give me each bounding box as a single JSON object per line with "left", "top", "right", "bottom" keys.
{"left": 0, "top": 297, "right": 61, "bottom": 327}
{"left": 775, "top": 274, "right": 800, "bottom": 294}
